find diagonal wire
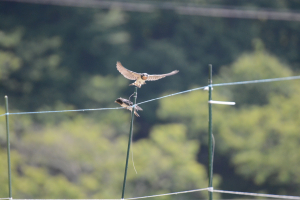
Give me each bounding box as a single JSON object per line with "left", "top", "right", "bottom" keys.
{"left": 136, "top": 75, "right": 300, "bottom": 106}
{"left": 212, "top": 75, "right": 300, "bottom": 87}
{"left": 136, "top": 86, "right": 207, "bottom": 105}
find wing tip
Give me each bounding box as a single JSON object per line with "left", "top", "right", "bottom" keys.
{"left": 136, "top": 105, "right": 143, "bottom": 111}
{"left": 166, "top": 70, "right": 179, "bottom": 76}
{"left": 116, "top": 61, "right": 122, "bottom": 67}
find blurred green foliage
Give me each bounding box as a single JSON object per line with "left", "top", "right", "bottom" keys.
{"left": 0, "top": 116, "right": 214, "bottom": 199}
{"left": 158, "top": 49, "right": 300, "bottom": 195}
{"left": 0, "top": 0, "right": 300, "bottom": 199}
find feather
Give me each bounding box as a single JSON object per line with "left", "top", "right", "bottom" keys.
{"left": 116, "top": 62, "right": 140, "bottom": 80}
{"left": 147, "top": 70, "right": 179, "bottom": 81}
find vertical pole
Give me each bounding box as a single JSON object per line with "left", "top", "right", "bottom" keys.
{"left": 5, "top": 96, "right": 12, "bottom": 198}
{"left": 121, "top": 87, "right": 138, "bottom": 199}
{"left": 208, "top": 65, "right": 213, "bottom": 200}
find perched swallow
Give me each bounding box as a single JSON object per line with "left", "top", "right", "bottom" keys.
{"left": 116, "top": 61, "right": 179, "bottom": 88}
{"left": 115, "top": 97, "right": 143, "bottom": 117}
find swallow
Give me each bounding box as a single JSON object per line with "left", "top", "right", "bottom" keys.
{"left": 115, "top": 97, "right": 143, "bottom": 117}
{"left": 116, "top": 61, "right": 179, "bottom": 88}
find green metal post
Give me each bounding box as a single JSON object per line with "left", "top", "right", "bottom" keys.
{"left": 5, "top": 96, "right": 12, "bottom": 198}
{"left": 208, "top": 65, "right": 213, "bottom": 200}
{"left": 121, "top": 87, "right": 138, "bottom": 199}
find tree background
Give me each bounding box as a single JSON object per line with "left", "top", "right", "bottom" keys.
{"left": 0, "top": 0, "right": 300, "bottom": 199}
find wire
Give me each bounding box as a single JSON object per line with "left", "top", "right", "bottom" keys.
{"left": 126, "top": 187, "right": 300, "bottom": 200}
{"left": 11, "top": 199, "right": 121, "bottom": 200}
{"left": 5, "top": 187, "right": 300, "bottom": 200}
{"left": 4, "top": 0, "right": 300, "bottom": 21}
{"left": 212, "top": 189, "right": 300, "bottom": 199}
{"left": 137, "top": 75, "right": 300, "bottom": 106}
{"left": 126, "top": 187, "right": 211, "bottom": 199}
{"left": 212, "top": 75, "right": 300, "bottom": 87}
{"left": 1, "top": 75, "right": 300, "bottom": 200}
{"left": 0, "top": 107, "right": 125, "bottom": 117}
{"left": 1, "top": 75, "right": 300, "bottom": 117}
{"left": 136, "top": 86, "right": 206, "bottom": 105}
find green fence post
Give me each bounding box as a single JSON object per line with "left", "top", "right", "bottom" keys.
{"left": 121, "top": 87, "right": 138, "bottom": 199}
{"left": 208, "top": 65, "right": 213, "bottom": 200}
{"left": 5, "top": 96, "right": 12, "bottom": 198}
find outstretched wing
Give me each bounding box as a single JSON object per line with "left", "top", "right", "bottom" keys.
{"left": 147, "top": 70, "right": 179, "bottom": 81}
{"left": 116, "top": 62, "right": 141, "bottom": 80}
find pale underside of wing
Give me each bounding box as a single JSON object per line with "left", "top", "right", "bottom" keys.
{"left": 116, "top": 62, "right": 141, "bottom": 80}
{"left": 147, "top": 70, "right": 179, "bottom": 81}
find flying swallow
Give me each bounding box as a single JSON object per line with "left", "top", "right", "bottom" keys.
{"left": 116, "top": 61, "right": 179, "bottom": 88}
{"left": 115, "top": 97, "right": 143, "bottom": 117}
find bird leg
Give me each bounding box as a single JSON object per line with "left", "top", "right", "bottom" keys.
{"left": 134, "top": 89, "right": 138, "bottom": 98}
{"left": 128, "top": 90, "right": 137, "bottom": 102}
{"left": 128, "top": 93, "right": 134, "bottom": 102}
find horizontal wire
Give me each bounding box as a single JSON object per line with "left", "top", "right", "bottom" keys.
{"left": 213, "top": 189, "right": 300, "bottom": 199}
{"left": 0, "top": 107, "right": 125, "bottom": 117}
{"left": 126, "top": 187, "right": 211, "bottom": 200}
{"left": 12, "top": 199, "right": 121, "bottom": 200}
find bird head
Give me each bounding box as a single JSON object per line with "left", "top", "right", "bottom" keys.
{"left": 141, "top": 73, "right": 149, "bottom": 80}
{"left": 115, "top": 98, "right": 123, "bottom": 105}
